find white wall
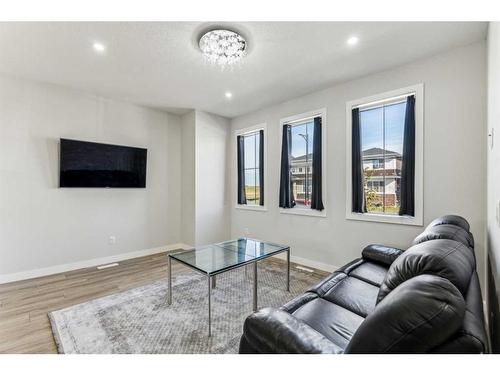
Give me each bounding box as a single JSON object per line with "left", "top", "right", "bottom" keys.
{"left": 178, "top": 110, "right": 230, "bottom": 247}
{"left": 180, "top": 111, "right": 196, "bottom": 246}
{"left": 487, "top": 22, "right": 500, "bottom": 326}
{"left": 230, "top": 42, "right": 487, "bottom": 285}
{"left": 195, "top": 110, "right": 230, "bottom": 245}
{"left": 0, "top": 74, "right": 182, "bottom": 278}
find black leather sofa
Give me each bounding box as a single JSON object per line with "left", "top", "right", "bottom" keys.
{"left": 239, "top": 215, "right": 488, "bottom": 353}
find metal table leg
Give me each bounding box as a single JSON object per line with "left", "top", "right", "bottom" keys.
{"left": 253, "top": 261, "right": 258, "bottom": 312}
{"left": 208, "top": 275, "right": 212, "bottom": 337}
{"left": 286, "top": 248, "right": 290, "bottom": 292}
{"left": 167, "top": 255, "right": 172, "bottom": 305}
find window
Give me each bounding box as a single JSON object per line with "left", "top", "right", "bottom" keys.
{"left": 346, "top": 84, "right": 423, "bottom": 226}
{"left": 236, "top": 124, "right": 266, "bottom": 210}
{"left": 243, "top": 131, "right": 261, "bottom": 205}
{"left": 372, "top": 159, "right": 383, "bottom": 169}
{"left": 290, "top": 120, "right": 314, "bottom": 208}
{"left": 279, "top": 109, "right": 326, "bottom": 217}
{"left": 360, "top": 100, "right": 405, "bottom": 215}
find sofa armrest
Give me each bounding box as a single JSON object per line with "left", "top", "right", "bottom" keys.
{"left": 240, "top": 307, "right": 343, "bottom": 354}
{"left": 362, "top": 244, "right": 404, "bottom": 266}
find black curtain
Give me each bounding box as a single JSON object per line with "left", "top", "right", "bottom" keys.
{"left": 237, "top": 135, "right": 247, "bottom": 205}
{"left": 399, "top": 95, "right": 416, "bottom": 216}
{"left": 279, "top": 124, "right": 295, "bottom": 208}
{"left": 352, "top": 108, "right": 365, "bottom": 213}
{"left": 258, "top": 130, "right": 264, "bottom": 206}
{"left": 310, "top": 117, "right": 324, "bottom": 210}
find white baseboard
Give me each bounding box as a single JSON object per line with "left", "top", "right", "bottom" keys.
{"left": 0, "top": 243, "right": 336, "bottom": 284}
{"left": 0, "top": 243, "right": 191, "bottom": 284}
{"left": 274, "top": 252, "right": 338, "bottom": 273}
{"left": 291, "top": 255, "right": 338, "bottom": 273}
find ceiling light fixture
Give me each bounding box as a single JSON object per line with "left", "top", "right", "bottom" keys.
{"left": 93, "top": 42, "right": 106, "bottom": 53}
{"left": 346, "top": 36, "right": 359, "bottom": 46}
{"left": 199, "top": 29, "right": 246, "bottom": 66}
{"left": 225, "top": 92, "right": 233, "bottom": 99}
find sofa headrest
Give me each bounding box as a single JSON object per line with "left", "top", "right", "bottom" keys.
{"left": 346, "top": 274, "right": 466, "bottom": 353}
{"left": 413, "top": 224, "right": 474, "bottom": 249}
{"left": 377, "top": 239, "right": 475, "bottom": 303}
{"left": 426, "top": 215, "right": 470, "bottom": 232}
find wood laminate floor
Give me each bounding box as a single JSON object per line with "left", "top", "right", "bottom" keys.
{"left": 0, "top": 252, "right": 327, "bottom": 354}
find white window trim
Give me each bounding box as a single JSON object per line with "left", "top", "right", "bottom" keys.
{"left": 234, "top": 123, "right": 268, "bottom": 212}
{"left": 345, "top": 84, "right": 424, "bottom": 226}
{"left": 278, "top": 108, "right": 327, "bottom": 218}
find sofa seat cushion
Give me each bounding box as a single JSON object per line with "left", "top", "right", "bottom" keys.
{"left": 292, "top": 298, "right": 364, "bottom": 349}
{"left": 307, "top": 272, "right": 348, "bottom": 296}
{"left": 322, "top": 276, "right": 379, "bottom": 318}
{"left": 281, "top": 292, "right": 319, "bottom": 314}
{"left": 348, "top": 261, "right": 389, "bottom": 287}
{"left": 306, "top": 259, "right": 386, "bottom": 317}
{"left": 310, "top": 259, "right": 389, "bottom": 293}
{"left": 240, "top": 308, "right": 345, "bottom": 354}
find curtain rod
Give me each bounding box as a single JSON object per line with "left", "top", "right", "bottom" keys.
{"left": 238, "top": 128, "right": 263, "bottom": 136}
{"left": 353, "top": 92, "right": 414, "bottom": 110}
{"left": 285, "top": 115, "right": 319, "bottom": 125}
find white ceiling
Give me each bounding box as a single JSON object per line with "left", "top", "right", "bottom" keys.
{"left": 0, "top": 22, "right": 487, "bottom": 118}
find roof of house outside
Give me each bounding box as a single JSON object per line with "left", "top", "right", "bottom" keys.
{"left": 291, "top": 153, "right": 313, "bottom": 163}
{"left": 289, "top": 147, "right": 401, "bottom": 164}
{"left": 362, "top": 147, "right": 401, "bottom": 159}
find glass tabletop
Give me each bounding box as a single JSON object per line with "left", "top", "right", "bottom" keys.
{"left": 169, "top": 238, "right": 289, "bottom": 275}
{"left": 216, "top": 238, "right": 288, "bottom": 258}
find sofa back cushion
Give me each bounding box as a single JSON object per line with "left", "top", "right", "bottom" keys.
{"left": 430, "top": 271, "right": 488, "bottom": 353}
{"left": 377, "top": 239, "right": 475, "bottom": 303}
{"left": 413, "top": 224, "right": 474, "bottom": 249}
{"left": 426, "top": 214, "right": 470, "bottom": 232}
{"left": 345, "top": 274, "right": 466, "bottom": 353}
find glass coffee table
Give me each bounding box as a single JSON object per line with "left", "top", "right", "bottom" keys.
{"left": 167, "top": 238, "right": 290, "bottom": 336}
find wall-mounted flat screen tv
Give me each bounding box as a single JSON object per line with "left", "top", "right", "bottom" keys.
{"left": 59, "top": 139, "right": 147, "bottom": 188}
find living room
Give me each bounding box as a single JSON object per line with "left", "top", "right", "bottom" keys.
{"left": 1, "top": 0, "right": 499, "bottom": 371}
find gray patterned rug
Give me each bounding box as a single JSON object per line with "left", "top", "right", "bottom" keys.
{"left": 48, "top": 261, "right": 323, "bottom": 354}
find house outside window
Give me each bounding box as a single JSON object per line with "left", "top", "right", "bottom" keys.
{"left": 360, "top": 102, "right": 404, "bottom": 215}
{"left": 290, "top": 120, "right": 314, "bottom": 208}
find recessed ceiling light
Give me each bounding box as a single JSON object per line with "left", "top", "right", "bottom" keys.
{"left": 225, "top": 92, "right": 233, "bottom": 99}
{"left": 93, "top": 42, "right": 106, "bottom": 53}
{"left": 346, "top": 36, "right": 359, "bottom": 46}
{"left": 199, "top": 29, "right": 247, "bottom": 66}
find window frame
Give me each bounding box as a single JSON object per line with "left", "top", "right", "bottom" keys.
{"left": 279, "top": 108, "right": 327, "bottom": 218}
{"left": 234, "top": 123, "right": 267, "bottom": 212}
{"left": 345, "top": 84, "right": 424, "bottom": 226}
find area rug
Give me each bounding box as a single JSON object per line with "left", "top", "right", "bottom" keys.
{"left": 48, "top": 261, "right": 323, "bottom": 354}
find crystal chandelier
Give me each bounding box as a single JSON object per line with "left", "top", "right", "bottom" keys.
{"left": 198, "top": 29, "right": 247, "bottom": 66}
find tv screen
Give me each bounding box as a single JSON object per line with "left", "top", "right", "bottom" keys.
{"left": 59, "top": 139, "right": 147, "bottom": 188}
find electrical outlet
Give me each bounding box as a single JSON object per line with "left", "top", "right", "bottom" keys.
{"left": 109, "top": 236, "right": 116, "bottom": 245}
{"left": 244, "top": 227, "right": 250, "bottom": 236}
